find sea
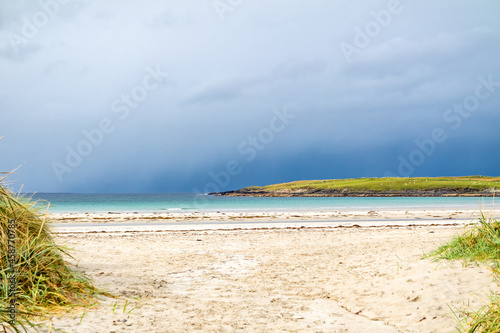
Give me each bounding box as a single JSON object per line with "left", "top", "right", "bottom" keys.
{"left": 23, "top": 193, "right": 497, "bottom": 214}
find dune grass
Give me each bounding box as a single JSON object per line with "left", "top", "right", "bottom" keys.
{"left": 427, "top": 212, "right": 500, "bottom": 332}
{"left": 0, "top": 178, "right": 106, "bottom": 332}
{"left": 428, "top": 213, "right": 500, "bottom": 263}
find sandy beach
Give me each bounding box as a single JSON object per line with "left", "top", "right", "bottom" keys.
{"left": 25, "top": 208, "right": 498, "bottom": 332}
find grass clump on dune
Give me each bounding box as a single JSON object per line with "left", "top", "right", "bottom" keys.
{"left": 429, "top": 213, "right": 500, "bottom": 263}
{"left": 0, "top": 178, "right": 106, "bottom": 332}
{"left": 427, "top": 213, "right": 500, "bottom": 332}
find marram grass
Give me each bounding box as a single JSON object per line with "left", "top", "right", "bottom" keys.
{"left": 427, "top": 213, "right": 500, "bottom": 332}
{"left": 459, "top": 292, "right": 500, "bottom": 333}
{"left": 0, "top": 179, "right": 106, "bottom": 332}
{"left": 428, "top": 212, "right": 500, "bottom": 263}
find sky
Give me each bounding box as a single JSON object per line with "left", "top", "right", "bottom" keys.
{"left": 0, "top": 0, "right": 499, "bottom": 193}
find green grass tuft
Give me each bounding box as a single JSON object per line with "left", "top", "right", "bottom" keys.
{"left": 0, "top": 177, "right": 108, "bottom": 332}
{"left": 428, "top": 213, "right": 500, "bottom": 263}
{"left": 427, "top": 213, "right": 500, "bottom": 332}
{"left": 459, "top": 293, "right": 500, "bottom": 333}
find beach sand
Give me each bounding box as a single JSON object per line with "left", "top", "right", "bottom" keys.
{"left": 31, "top": 210, "right": 499, "bottom": 332}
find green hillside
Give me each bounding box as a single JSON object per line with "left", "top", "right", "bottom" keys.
{"left": 221, "top": 176, "right": 500, "bottom": 197}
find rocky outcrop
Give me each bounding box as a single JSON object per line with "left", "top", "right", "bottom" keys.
{"left": 214, "top": 187, "right": 498, "bottom": 197}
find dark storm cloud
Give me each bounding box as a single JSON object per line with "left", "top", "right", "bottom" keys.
{"left": 185, "top": 58, "right": 327, "bottom": 105}
{"left": 0, "top": 0, "right": 499, "bottom": 193}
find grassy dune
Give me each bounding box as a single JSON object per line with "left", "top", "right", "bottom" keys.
{"left": 1, "top": 179, "right": 106, "bottom": 332}
{"left": 225, "top": 176, "right": 500, "bottom": 197}
{"left": 428, "top": 213, "right": 500, "bottom": 332}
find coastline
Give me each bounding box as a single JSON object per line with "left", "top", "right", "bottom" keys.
{"left": 215, "top": 189, "right": 498, "bottom": 197}
{"left": 49, "top": 208, "right": 495, "bottom": 232}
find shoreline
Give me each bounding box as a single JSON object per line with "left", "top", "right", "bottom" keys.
{"left": 49, "top": 208, "right": 498, "bottom": 234}
{"left": 49, "top": 208, "right": 496, "bottom": 224}
{"left": 215, "top": 191, "right": 498, "bottom": 197}
{"left": 52, "top": 220, "right": 469, "bottom": 234}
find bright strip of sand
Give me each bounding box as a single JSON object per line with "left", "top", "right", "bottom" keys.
{"left": 50, "top": 208, "right": 496, "bottom": 233}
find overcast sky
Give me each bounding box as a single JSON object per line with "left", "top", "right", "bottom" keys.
{"left": 1, "top": 0, "right": 499, "bottom": 193}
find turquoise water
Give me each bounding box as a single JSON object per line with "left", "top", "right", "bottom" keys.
{"left": 25, "top": 193, "right": 497, "bottom": 213}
